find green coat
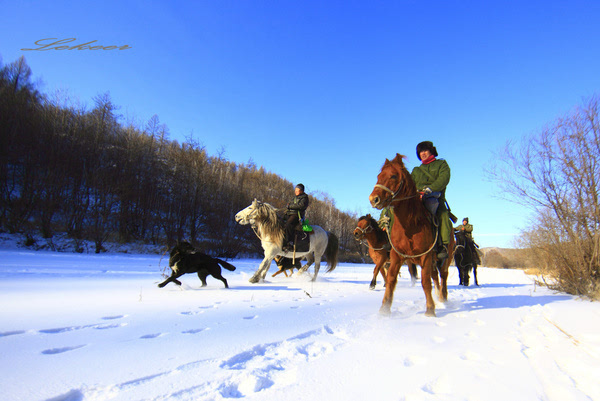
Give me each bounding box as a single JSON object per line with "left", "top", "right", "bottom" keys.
{"left": 411, "top": 158, "right": 452, "bottom": 244}
{"left": 411, "top": 159, "right": 451, "bottom": 206}
{"left": 455, "top": 223, "right": 473, "bottom": 240}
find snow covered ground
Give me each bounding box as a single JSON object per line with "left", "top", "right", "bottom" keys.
{"left": 1, "top": 248, "right": 599, "bottom": 401}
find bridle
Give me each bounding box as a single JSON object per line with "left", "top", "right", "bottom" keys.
{"left": 354, "top": 220, "right": 389, "bottom": 251}
{"left": 353, "top": 223, "right": 374, "bottom": 237}
{"left": 373, "top": 180, "right": 419, "bottom": 205}
{"left": 374, "top": 177, "right": 435, "bottom": 259}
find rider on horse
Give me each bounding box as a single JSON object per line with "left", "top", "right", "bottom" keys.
{"left": 411, "top": 141, "right": 454, "bottom": 260}
{"left": 455, "top": 217, "right": 482, "bottom": 265}
{"left": 282, "top": 183, "right": 309, "bottom": 252}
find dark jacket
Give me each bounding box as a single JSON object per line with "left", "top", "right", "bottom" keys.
{"left": 286, "top": 192, "right": 309, "bottom": 219}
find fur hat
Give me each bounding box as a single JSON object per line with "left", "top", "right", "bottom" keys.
{"left": 463, "top": 217, "right": 469, "bottom": 223}
{"left": 416, "top": 141, "right": 438, "bottom": 160}
{"left": 295, "top": 183, "right": 305, "bottom": 192}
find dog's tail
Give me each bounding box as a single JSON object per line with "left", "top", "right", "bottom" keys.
{"left": 216, "top": 259, "right": 236, "bottom": 271}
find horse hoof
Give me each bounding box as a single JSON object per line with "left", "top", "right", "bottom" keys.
{"left": 424, "top": 308, "right": 436, "bottom": 317}
{"left": 249, "top": 276, "right": 260, "bottom": 284}
{"left": 369, "top": 285, "right": 376, "bottom": 290}
{"left": 379, "top": 306, "right": 391, "bottom": 316}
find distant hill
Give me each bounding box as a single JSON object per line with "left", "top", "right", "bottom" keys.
{"left": 479, "top": 247, "right": 533, "bottom": 269}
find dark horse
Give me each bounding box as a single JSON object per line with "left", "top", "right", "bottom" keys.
{"left": 454, "top": 230, "right": 479, "bottom": 286}
{"left": 369, "top": 154, "right": 454, "bottom": 316}
{"left": 158, "top": 242, "right": 236, "bottom": 288}
{"left": 353, "top": 214, "right": 418, "bottom": 289}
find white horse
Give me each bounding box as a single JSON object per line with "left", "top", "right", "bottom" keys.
{"left": 235, "top": 199, "right": 339, "bottom": 283}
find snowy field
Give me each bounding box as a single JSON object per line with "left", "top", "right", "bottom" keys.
{"left": 1, "top": 249, "right": 599, "bottom": 401}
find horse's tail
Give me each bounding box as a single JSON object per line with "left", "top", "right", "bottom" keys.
{"left": 325, "top": 232, "right": 339, "bottom": 273}
{"left": 216, "top": 259, "right": 237, "bottom": 271}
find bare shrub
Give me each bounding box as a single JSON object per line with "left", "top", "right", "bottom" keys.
{"left": 489, "top": 95, "right": 600, "bottom": 299}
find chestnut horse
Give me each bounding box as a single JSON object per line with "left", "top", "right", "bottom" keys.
{"left": 369, "top": 154, "right": 454, "bottom": 316}
{"left": 354, "top": 215, "right": 418, "bottom": 289}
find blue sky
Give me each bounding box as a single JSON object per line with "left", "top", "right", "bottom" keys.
{"left": 2, "top": 1, "right": 599, "bottom": 248}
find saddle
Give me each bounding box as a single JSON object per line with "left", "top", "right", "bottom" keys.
{"left": 290, "top": 218, "right": 315, "bottom": 252}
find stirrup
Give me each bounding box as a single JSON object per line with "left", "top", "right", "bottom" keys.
{"left": 436, "top": 244, "right": 448, "bottom": 260}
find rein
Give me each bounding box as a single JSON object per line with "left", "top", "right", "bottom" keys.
{"left": 374, "top": 176, "right": 437, "bottom": 258}
{"left": 373, "top": 183, "right": 419, "bottom": 204}
{"left": 385, "top": 226, "right": 438, "bottom": 259}
{"left": 359, "top": 238, "right": 388, "bottom": 251}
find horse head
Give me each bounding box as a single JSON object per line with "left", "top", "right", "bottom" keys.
{"left": 369, "top": 154, "right": 415, "bottom": 209}
{"left": 235, "top": 199, "right": 260, "bottom": 225}
{"left": 354, "top": 214, "right": 375, "bottom": 240}
{"left": 454, "top": 229, "right": 467, "bottom": 246}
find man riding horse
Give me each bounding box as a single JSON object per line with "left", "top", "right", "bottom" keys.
{"left": 411, "top": 141, "right": 454, "bottom": 260}
{"left": 455, "top": 217, "right": 481, "bottom": 265}
{"left": 282, "top": 183, "right": 309, "bottom": 252}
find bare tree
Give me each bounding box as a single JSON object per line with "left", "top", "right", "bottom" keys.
{"left": 489, "top": 95, "right": 600, "bottom": 298}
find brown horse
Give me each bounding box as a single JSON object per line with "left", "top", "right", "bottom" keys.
{"left": 369, "top": 154, "right": 454, "bottom": 316}
{"left": 353, "top": 215, "right": 418, "bottom": 289}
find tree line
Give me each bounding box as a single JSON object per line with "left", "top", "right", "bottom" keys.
{"left": 0, "top": 56, "right": 368, "bottom": 260}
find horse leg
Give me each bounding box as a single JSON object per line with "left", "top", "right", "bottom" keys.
{"left": 439, "top": 258, "right": 449, "bottom": 302}
{"left": 370, "top": 264, "right": 378, "bottom": 289}
{"left": 380, "top": 254, "right": 402, "bottom": 315}
{"left": 381, "top": 261, "right": 389, "bottom": 287}
{"left": 250, "top": 256, "right": 273, "bottom": 283}
{"left": 473, "top": 265, "right": 479, "bottom": 286}
{"left": 311, "top": 258, "right": 320, "bottom": 281}
{"left": 421, "top": 257, "right": 436, "bottom": 316}
{"left": 370, "top": 259, "right": 383, "bottom": 290}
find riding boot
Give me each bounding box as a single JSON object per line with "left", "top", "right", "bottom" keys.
{"left": 437, "top": 243, "right": 448, "bottom": 260}
{"left": 282, "top": 232, "right": 295, "bottom": 252}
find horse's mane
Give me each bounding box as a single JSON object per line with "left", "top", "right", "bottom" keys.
{"left": 254, "top": 201, "right": 284, "bottom": 244}
{"left": 386, "top": 154, "right": 426, "bottom": 228}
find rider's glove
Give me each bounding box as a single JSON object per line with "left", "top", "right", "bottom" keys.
{"left": 423, "top": 187, "right": 432, "bottom": 195}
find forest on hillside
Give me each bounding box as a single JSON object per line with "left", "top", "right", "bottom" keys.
{"left": 0, "top": 56, "right": 366, "bottom": 260}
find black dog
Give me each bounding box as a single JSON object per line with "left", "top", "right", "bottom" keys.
{"left": 158, "top": 242, "right": 236, "bottom": 288}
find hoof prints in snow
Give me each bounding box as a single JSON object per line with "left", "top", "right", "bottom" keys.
{"left": 182, "top": 328, "right": 207, "bottom": 334}
{"left": 39, "top": 322, "right": 126, "bottom": 334}
{"left": 140, "top": 333, "right": 163, "bottom": 339}
{"left": 217, "top": 325, "right": 341, "bottom": 398}
{"left": 0, "top": 330, "right": 26, "bottom": 337}
{"left": 46, "top": 325, "right": 343, "bottom": 400}
{"left": 42, "top": 344, "right": 86, "bottom": 355}
{"left": 101, "top": 315, "right": 126, "bottom": 320}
